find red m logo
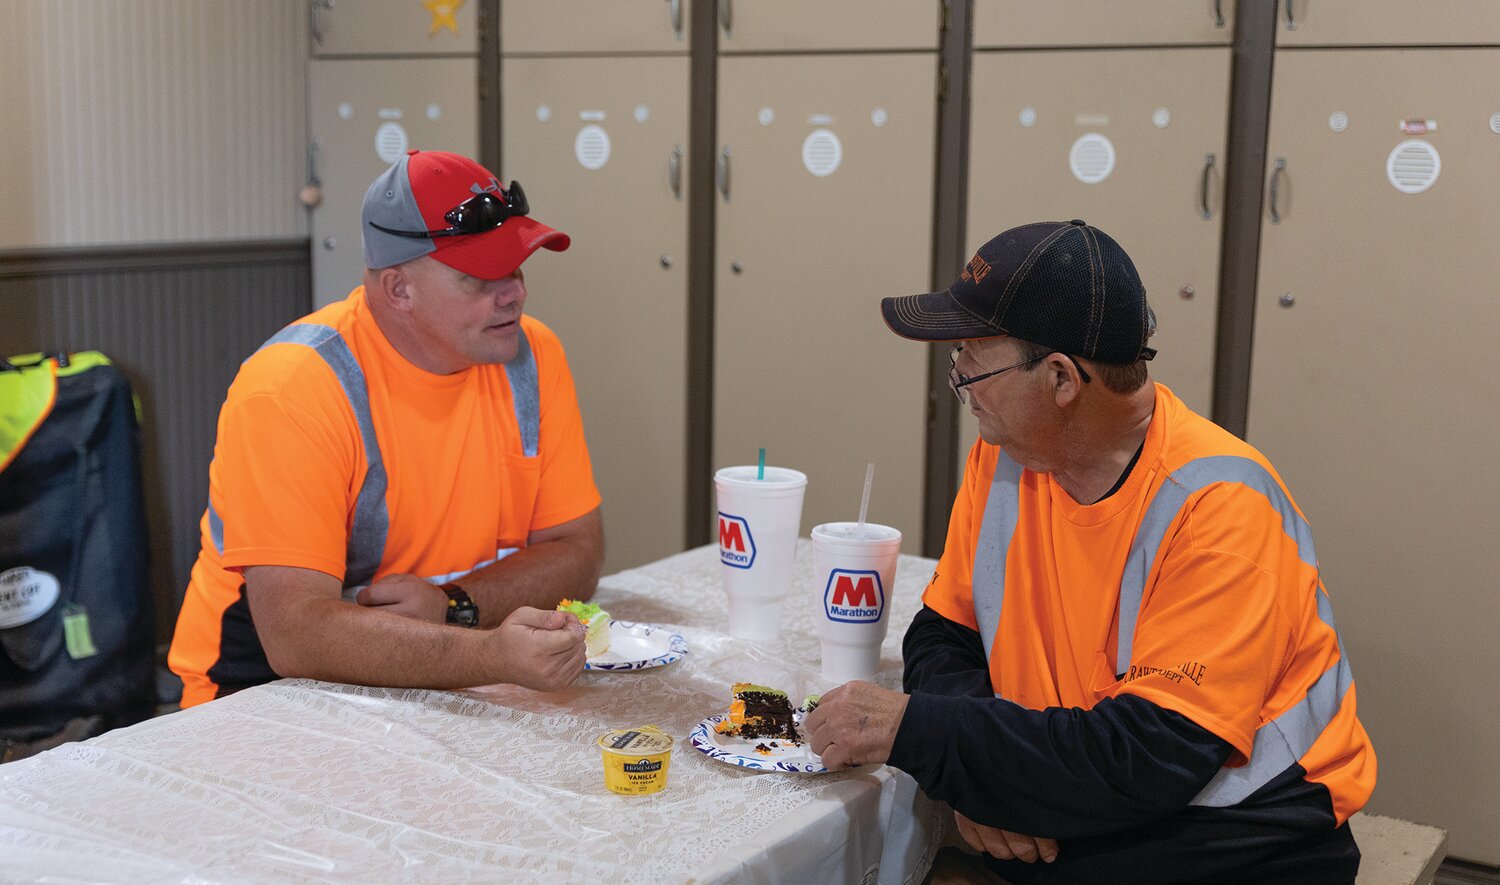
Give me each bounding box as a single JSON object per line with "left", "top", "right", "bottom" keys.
{"left": 831, "top": 575, "right": 877, "bottom": 608}
{"left": 719, "top": 518, "right": 746, "bottom": 552}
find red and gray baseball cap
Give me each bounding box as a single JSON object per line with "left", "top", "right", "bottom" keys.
{"left": 361, "top": 149, "right": 570, "bottom": 279}
{"left": 881, "top": 220, "right": 1156, "bottom": 364}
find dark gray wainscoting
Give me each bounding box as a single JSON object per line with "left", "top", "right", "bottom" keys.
{"left": 0, "top": 240, "right": 312, "bottom": 648}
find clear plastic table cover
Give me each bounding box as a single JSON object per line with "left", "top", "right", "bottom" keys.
{"left": 0, "top": 544, "right": 950, "bottom": 884}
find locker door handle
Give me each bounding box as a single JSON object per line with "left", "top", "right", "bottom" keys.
{"left": 670, "top": 144, "right": 684, "bottom": 200}
{"left": 718, "top": 0, "right": 732, "bottom": 38}
{"left": 1212, "top": 0, "right": 1225, "bottom": 28}
{"left": 670, "top": 0, "right": 684, "bottom": 40}
{"left": 308, "top": 138, "right": 323, "bottom": 187}
{"left": 1268, "top": 157, "right": 1286, "bottom": 224}
{"left": 1199, "top": 153, "right": 1216, "bottom": 220}
{"left": 309, "top": 0, "right": 334, "bottom": 46}
{"left": 717, "top": 147, "right": 731, "bottom": 201}
{"left": 1283, "top": 0, "right": 1299, "bottom": 30}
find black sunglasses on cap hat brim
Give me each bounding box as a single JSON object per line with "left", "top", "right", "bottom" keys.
{"left": 369, "top": 180, "right": 530, "bottom": 239}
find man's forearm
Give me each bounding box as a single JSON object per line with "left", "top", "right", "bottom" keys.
{"left": 462, "top": 532, "right": 603, "bottom": 628}
{"left": 903, "top": 605, "right": 996, "bottom": 698}
{"left": 889, "top": 692, "right": 1232, "bottom": 840}
{"left": 260, "top": 595, "right": 505, "bottom": 688}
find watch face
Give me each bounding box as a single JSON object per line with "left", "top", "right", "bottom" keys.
{"left": 444, "top": 585, "right": 479, "bottom": 628}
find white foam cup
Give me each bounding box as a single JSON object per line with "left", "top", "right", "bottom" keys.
{"left": 713, "top": 466, "right": 808, "bottom": 640}
{"left": 811, "top": 522, "right": 902, "bottom": 683}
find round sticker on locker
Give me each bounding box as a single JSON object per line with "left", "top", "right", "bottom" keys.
{"left": 374, "top": 122, "right": 409, "bottom": 164}
{"left": 1386, "top": 139, "right": 1440, "bottom": 194}
{"left": 1069, "top": 133, "right": 1116, "bottom": 184}
{"left": 802, "top": 128, "right": 842, "bottom": 177}
{"left": 0, "top": 567, "right": 61, "bottom": 629}
{"left": 576, "top": 124, "right": 611, "bottom": 170}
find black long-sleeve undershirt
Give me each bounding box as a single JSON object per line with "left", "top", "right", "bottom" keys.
{"left": 890, "top": 606, "right": 1360, "bottom": 884}
{"left": 890, "top": 605, "right": 1233, "bottom": 840}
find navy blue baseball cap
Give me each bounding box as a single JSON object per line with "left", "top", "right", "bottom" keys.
{"left": 881, "top": 220, "right": 1156, "bottom": 364}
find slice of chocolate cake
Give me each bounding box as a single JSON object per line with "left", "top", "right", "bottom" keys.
{"left": 729, "top": 682, "right": 799, "bottom": 742}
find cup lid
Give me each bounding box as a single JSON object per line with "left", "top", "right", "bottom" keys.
{"left": 714, "top": 465, "right": 808, "bottom": 489}
{"left": 812, "top": 522, "right": 902, "bottom": 543}
{"left": 598, "top": 726, "right": 674, "bottom": 755}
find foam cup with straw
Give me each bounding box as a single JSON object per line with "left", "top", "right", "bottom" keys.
{"left": 714, "top": 450, "right": 807, "bottom": 641}
{"left": 812, "top": 462, "right": 902, "bottom": 682}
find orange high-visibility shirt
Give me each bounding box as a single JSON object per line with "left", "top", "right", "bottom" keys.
{"left": 923, "top": 383, "right": 1374, "bottom": 824}
{"left": 169, "top": 287, "right": 600, "bottom": 706}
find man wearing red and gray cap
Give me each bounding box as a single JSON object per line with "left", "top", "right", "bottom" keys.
{"left": 169, "top": 151, "right": 603, "bottom": 706}
{"left": 805, "top": 221, "right": 1375, "bottom": 883}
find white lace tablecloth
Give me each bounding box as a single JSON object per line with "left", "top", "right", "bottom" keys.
{"left": 0, "top": 544, "right": 950, "bottom": 884}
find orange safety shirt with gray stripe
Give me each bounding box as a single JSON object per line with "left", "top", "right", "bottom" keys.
{"left": 168, "top": 287, "right": 600, "bottom": 707}
{"left": 904, "top": 384, "right": 1374, "bottom": 854}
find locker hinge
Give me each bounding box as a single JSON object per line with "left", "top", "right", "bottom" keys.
{"left": 938, "top": 63, "right": 949, "bottom": 103}
{"left": 940, "top": 0, "right": 951, "bottom": 32}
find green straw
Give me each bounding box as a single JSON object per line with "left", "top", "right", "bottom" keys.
{"left": 757, "top": 447, "right": 766, "bottom": 480}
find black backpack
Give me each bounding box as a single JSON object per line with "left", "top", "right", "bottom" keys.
{"left": 0, "top": 352, "right": 155, "bottom": 756}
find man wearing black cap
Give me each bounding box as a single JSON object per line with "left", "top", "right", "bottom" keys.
{"left": 169, "top": 151, "right": 603, "bottom": 706}
{"left": 804, "top": 221, "right": 1375, "bottom": 883}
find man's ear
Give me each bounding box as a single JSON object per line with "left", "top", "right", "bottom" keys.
{"left": 371, "top": 266, "right": 414, "bottom": 313}
{"left": 1049, "top": 353, "right": 1084, "bottom": 407}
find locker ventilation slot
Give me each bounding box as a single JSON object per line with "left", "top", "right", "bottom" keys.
{"left": 374, "top": 122, "right": 409, "bottom": 164}
{"left": 802, "top": 129, "right": 843, "bottom": 177}
{"left": 1385, "top": 139, "right": 1440, "bottom": 194}
{"left": 1069, "top": 133, "right": 1115, "bottom": 184}
{"left": 575, "top": 125, "right": 611, "bottom": 170}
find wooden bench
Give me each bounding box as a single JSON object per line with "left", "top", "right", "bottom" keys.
{"left": 1351, "top": 812, "right": 1448, "bottom": 885}
{"left": 924, "top": 811, "right": 1448, "bottom": 885}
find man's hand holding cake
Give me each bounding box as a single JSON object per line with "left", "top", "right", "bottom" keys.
{"left": 801, "top": 680, "right": 909, "bottom": 770}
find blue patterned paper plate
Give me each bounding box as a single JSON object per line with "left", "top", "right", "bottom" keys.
{"left": 689, "top": 714, "right": 829, "bottom": 774}
{"left": 583, "top": 620, "right": 688, "bottom": 671}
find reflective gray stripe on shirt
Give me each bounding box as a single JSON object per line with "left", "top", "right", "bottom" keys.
{"left": 214, "top": 321, "right": 541, "bottom": 591}
{"left": 257, "top": 323, "right": 390, "bottom": 589}
{"left": 207, "top": 493, "right": 225, "bottom": 555}
{"left": 1191, "top": 653, "right": 1353, "bottom": 806}
{"left": 1110, "top": 454, "right": 1352, "bottom": 808}
{"left": 972, "top": 450, "right": 1024, "bottom": 666}
{"left": 1117, "top": 455, "right": 1320, "bottom": 669}
{"left": 504, "top": 326, "right": 540, "bottom": 458}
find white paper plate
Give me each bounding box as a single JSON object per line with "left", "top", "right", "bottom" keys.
{"left": 583, "top": 620, "right": 688, "bottom": 671}
{"left": 688, "top": 713, "right": 828, "bottom": 774}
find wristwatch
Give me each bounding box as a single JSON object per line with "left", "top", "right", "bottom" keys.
{"left": 440, "top": 583, "right": 479, "bottom": 628}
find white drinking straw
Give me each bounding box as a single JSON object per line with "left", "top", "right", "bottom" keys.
{"left": 857, "top": 462, "right": 875, "bottom": 536}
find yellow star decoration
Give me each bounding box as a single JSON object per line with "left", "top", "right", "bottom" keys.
{"left": 423, "top": 0, "right": 463, "bottom": 37}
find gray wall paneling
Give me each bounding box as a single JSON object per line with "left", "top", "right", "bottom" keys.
{"left": 0, "top": 244, "right": 311, "bottom": 648}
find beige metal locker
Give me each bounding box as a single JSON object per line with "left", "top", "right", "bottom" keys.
{"left": 973, "top": 0, "right": 1234, "bottom": 47}
{"left": 959, "top": 49, "right": 1229, "bottom": 470}
{"left": 715, "top": 54, "right": 937, "bottom": 551}
{"left": 1249, "top": 48, "right": 1500, "bottom": 864}
{"left": 308, "top": 58, "right": 478, "bottom": 307}
{"left": 310, "top": 0, "right": 479, "bottom": 57}
{"left": 501, "top": 0, "right": 689, "bottom": 54}
{"left": 501, "top": 56, "right": 690, "bottom": 573}
{"left": 1277, "top": 0, "right": 1500, "bottom": 46}
{"left": 716, "top": 0, "right": 940, "bottom": 52}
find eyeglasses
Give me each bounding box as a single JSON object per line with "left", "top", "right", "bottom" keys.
{"left": 369, "top": 180, "right": 530, "bottom": 239}
{"left": 948, "top": 345, "right": 1092, "bottom": 405}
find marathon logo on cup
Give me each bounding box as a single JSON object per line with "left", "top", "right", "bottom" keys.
{"left": 718, "top": 512, "right": 756, "bottom": 569}
{"left": 823, "top": 569, "right": 885, "bottom": 624}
